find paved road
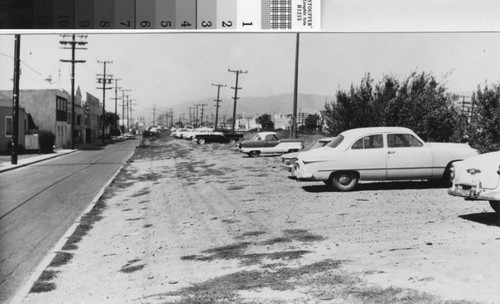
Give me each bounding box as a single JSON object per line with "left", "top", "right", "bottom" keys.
{"left": 0, "top": 139, "right": 138, "bottom": 303}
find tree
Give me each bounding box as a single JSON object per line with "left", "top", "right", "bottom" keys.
{"left": 468, "top": 84, "right": 500, "bottom": 152}
{"left": 256, "top": 114, "right": 274, "bottom": 131}
{"left": 304, "top": 114, "right": 320, "bottom": 133}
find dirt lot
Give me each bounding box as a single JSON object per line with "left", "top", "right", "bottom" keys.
{"left": 18, "top": 133, "right": 500, "bottom": 304}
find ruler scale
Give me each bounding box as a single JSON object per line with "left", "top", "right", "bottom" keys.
{"left": 0, "top": 0, "right": 321, "bottom": 30}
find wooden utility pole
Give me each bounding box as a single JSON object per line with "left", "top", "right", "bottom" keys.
{"left": 11, "top": 34, "right": 20, "bottom": 165}
{"left": 112, "top": 78, "right": 122, "bottom": 135}
{"left": 228, "top": 69, "right": 247, "bottom": 133}
{"left": 60, "top": 34, "right": 87, "bottom": 149}
{"left": 97, "top": 60, "right": 113, "bottom": 143}
{"left": 212, "top": 83, "right": 226, "bottom": 130}
{"left": 291, "top": 33, "right": 300, "bottom": 139}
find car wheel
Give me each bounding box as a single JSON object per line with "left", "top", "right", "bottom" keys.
{"left": 198, "top": 138, "right": 206, "bottom": 145}
{"left": 248, "top": 151, "right": 260, "bottom": 158}
{"left": 489, "top": 201, "right": 500, "bottom": 213}
{"left": 440, "top": 163, "right": 455, "bottom": 187}
{"left": 329, "top": 172, "right": 359, "bottom": 191}
{"left": 229, "top": 139, "right": 236, "bottom": 144}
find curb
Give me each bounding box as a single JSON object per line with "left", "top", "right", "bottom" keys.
{"left": 7, "top": 153, "right": 133, "bottom": 304}
{"left": 0, "top": 150, "right": 77, "bottom": 173}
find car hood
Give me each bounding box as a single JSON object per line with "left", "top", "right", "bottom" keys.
{"left": 454, "top": 151, "right": 500, "bottom": 189}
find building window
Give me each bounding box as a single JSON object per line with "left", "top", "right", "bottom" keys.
{"left": 56, "top": 96, "right": 68, "bottom": 122}
{"left": 5, "top": 116, "right": 12, "bottom": 137}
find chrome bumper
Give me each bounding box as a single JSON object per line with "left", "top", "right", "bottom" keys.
{"left": 448, "top": 185, "right": 500, "bottom": 201}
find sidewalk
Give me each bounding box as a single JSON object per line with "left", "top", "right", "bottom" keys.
{"left": 0, "top": 141, "right": 112, "bottom": 173}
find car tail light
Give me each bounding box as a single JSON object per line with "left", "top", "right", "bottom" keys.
{"left": 497, "top": 165, "right": 500, "bottom": 175}
{"left": 450, "top": 165, "right": 455, "bottom": 180}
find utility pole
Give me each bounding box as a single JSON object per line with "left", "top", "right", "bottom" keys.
{"left": 228, "top": 68, "right": 247, "bottom": 133}
{"left": 129, "top": 99, "right": 137, "bottom": 131}
{"left": 121, "top": 89, "right": 131, "bottom": 133}
{"left": 199, "top": 104, "right": 207, "bottom": 126}
{"left": 291, "top": 33, "right": 300, "bottom": 139}
{"left": 112, "top": 78, "right": 122, "bottom": 135}
{"left": 212, "top": 83, "right": 226, "bottom": 130}
{"left": 11, "top": 34, "right": 20, "bottom": 164}
{"left": 195, "top": 104, "right": 200, "bottom": 128}
{"left": 60, "top": 34, "right": 87, "bottom": 149}
{"left": 97, "top": 60, "right": 113, "bottom": 143}
{"left": 169, "top": 109, "right": 174, "bottom": 127}
{"left": 153, "top": 105, "right": 156, "bottom": 126}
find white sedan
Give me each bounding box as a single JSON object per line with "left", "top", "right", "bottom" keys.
{"left": 448, "top": 151, "right": 500, "bottom": 213}
{"left": 294, "top": 127, "right": 479, "bottom": 191}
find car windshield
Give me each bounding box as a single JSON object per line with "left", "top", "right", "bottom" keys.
{"left": 325, "top": 135, "right": 344, "bottom": 148}
{"left": 250, "top": 134, "right": 261, "bottom": 141}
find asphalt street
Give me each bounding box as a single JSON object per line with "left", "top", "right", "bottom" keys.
{"left": 0, "top": 139, "right": 138, "bottom": 304}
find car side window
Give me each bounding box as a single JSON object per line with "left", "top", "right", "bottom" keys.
{"left": 265, "top": 134, "right": 277, "bottom": 141}
{"left": 351, "top": 135, "right": 384, "bottom": 149}
{"left": 387, "top": 134, "right": 423, "bottom": 148}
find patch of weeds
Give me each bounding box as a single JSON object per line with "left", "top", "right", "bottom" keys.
{"left": 239, "top": 250, "right": 310, "bottom": 266}
{"left": 227, "top": 186, "right": 245, "bottom": 191}
{"left": 167, "top": 259, "right": 344, "bottom": 302}
{"left": 126, "top": 217, "right": 145, "bottom": 221}
{"left": 221, "top": 219, "right": 240, "bottom": 224}
{"left": 122, "top": 208, "right": 133, "bottom": 212}
{"left": 62, "top": 199, "right": 107, "bottom": 250}
{"left": 132, "top": 187, "right": 150, "bottom": 197}
{"left": 137, "top": 172, "right": 162, "bottom": 182}
{"left": 120, "top": 264, "right": 145, "bottom": 273}
{"left": 181, "top": 255, "right": 203, "bottom": 261}
{"left": 29, "top": 269, "right": 60, "bottom": 293}
{"left": 238, "top": 231, "right": 266, "bottom": 238}
{"left": 283, "top": 229, "right": 326, "bottom": 242}
{"left": 200, "top": 242, "right": 251, "bottom": 261}
{"left": 143, "top": 224, "right": 153, "bottom": 228}
{"left": 48, "top": 251, "right": 74, "bottom": 268}
{"left": 29, "top": 281, "right": 56, "bottom": 293}
{"left": 138, "top": 200, "right": 148, "bottom": 204}
{"left": 261, "top": 237, "right": 292, "bottom": 246}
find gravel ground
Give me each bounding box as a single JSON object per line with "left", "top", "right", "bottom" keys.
{"left": 17, "top": 134, "right": 500, "bottom": 304}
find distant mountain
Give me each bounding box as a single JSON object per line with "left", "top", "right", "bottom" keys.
{"left": 170, "top": 93, "right": 333, "bottom": 120}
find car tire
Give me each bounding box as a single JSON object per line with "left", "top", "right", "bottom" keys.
{"left": 229, "top": 139, "right": 236, "bottom": 144}
{"left": 198, "top": 138, "right": 206, "bottom": 145}
{"left": 440, "top": 163, "right": 455, "bottom": 187}
{"left": 248, "top": 151, "right": 260, "bottom": 158}
{"left": 328, "top": 171, "right": 359, "bottom": 191}
{"left": 489, "top": 201, "right": 500, "bottom": 213}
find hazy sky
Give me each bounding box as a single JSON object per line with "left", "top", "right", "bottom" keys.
{"left": 1, "top": 32, "right": 500, "bottom": 120}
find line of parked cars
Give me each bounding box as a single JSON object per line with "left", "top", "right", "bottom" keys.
{"left": 171, "top": 127, "right": 244, "bottom": 144}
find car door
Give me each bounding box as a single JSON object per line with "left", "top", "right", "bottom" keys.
{"left": 348, "top": 134, "right": 387, "bottom": 180}
{"left": 386, "top": 133, "right": 433, "bottom": 180}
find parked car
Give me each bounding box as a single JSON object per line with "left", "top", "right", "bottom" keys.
{"left": 294, "top": 127, "right": 479, "bottom": 191}
{"left": 448, "top": 151, "right": 500, "bottom": 213}
{"left": 184, "top": 128, "right": 215, "bottom": 141}
{"left": 281, "top": 137, "right": 336, "bottom": 172}
{"left": 238, "top": 132, "right": 304, "bottom": 157}
{"left": 194, "top": 131, "right": 244, "bottom": 145}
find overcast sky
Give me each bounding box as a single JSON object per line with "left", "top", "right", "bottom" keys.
{"left": 1, "top": 32, "right": 500, "bottom": 121}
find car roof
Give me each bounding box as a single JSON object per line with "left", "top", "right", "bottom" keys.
{"left": 257, "top": 132, "right": 277, "bottom": 136}
{"left": 340, "top": 127, "right": 414, "bottom": 137}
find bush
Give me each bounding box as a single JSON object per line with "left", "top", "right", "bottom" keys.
{"left": 39, "top": 130, "right": 55, "bottom": 154}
